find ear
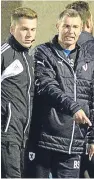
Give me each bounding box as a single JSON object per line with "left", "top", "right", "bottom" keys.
{"left": 86, "top": 19, "right": 90, "bottom": 29}
{"left": 56, "top": 23, "right": 59, "bottom": 30}
{"left": 10, "top": 25, "right": 15, "bottom": 35}
{"left": 56, "top": 22, "right": 60, "bottom": 33}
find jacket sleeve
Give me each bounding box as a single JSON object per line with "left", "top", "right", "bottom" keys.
{"left": 1, "top": 53, "right": 5, "bottom": 74}
{"left": 34, "top": 46, "right": 81, "bottom": 116}
{"left": 87, "top": 71, "right": 94, "bottom": 144}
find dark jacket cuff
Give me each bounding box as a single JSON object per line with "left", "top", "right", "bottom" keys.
{"left": 70, "top": 103, "right": 82, "bottom": 116}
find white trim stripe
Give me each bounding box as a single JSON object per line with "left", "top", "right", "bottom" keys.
{"left": 68, "top": 121, "right": 75, "bottom": 154}
{"left": 1, "top": 45, "right": 11, "bottom": 54}
{"left": 37, "top": 61, "right": 45, "bottom": 66}
{"left": 23, "top": 52, "right": 31, "bottom": 135}
{"left": 5, "top": 103, "right": 11, "bottom": 133}
{"left": 1, "top": 43, "right": 9, "bottom": 50}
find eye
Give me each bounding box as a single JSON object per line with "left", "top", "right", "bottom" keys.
{"left": 63, "top": 24, "right": 70, "bottom": 28}
{"left": 65, "top": 25, "right": 70, "bottom": 28}
{"left": 73, "top": 25, "right": 79, "bottom": 28}
{"left": 22, "top": 27, "right": 28, "bottom": 31}
{"left": 31, "top": 28, "right": 36, "bottom": 31}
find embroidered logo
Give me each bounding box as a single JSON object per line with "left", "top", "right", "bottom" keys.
{"left": 68, "top": 58, "right": 74, "bottom": 67}
{"left": 82, "top": 63, "right": 88, "bottom": 71}
{"left": 58, "top": 61, "right": 63, "bottom": 67}
{"left": 29, "top": 152, "right": 35, "bottom": 161}
{"left": 1, "top": 59, "right": 23, "bottom": 82}
{"left": 73, "top": 160, "right": 80, "bottom": 169}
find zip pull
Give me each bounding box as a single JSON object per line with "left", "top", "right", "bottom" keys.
{"left": 86, "top": 143, "right": 88, "bottom": 155}
{"left": 22, "top": 139, "right": 26, "bottom": 148}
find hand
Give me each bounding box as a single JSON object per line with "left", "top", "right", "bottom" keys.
{"left": 73, "top": 109, "right": 92, "bottom": 126}
{"left": 88, "top": 144, "right": 94, "bottom": 161}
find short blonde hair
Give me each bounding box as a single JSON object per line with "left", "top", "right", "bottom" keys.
{"left": 11, "top": 7, "right": 38, "bottom": 25}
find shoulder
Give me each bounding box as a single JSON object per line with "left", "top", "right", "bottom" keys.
{"left": 1, "top": 41, "right": 15, "bottom": 66}
{"left": 82, "top": 40, "right": 94, "bottom": 52}
{"left": 1, "top": 42, "right": 11, "bottom": 55}
{"left": 80, "top": 39, "right": 94, "bottom": 61}
{"left": 78, "top": 31, "right": 94, "bottom": 46}
{"left": 34, "top": 42, "right": 51, "bottom": 53}
{"left": 81, "top": 40, "right": 94, "bottom": 66}
{"left": 33, "top": 43, "right": 56, "bottom": 65}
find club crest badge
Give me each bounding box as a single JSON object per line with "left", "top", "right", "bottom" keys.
{"left": 29, "top": 152, "right": 35, "bottom": 161}
{"left": 82, "top": 63, "right": 88, "bottom": 71}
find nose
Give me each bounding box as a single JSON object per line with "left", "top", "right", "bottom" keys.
{"left": 68, "top": 26, "right": 74, "bottom": 33}
{"left": 27, "top": 30, "right": 32, "bottom": 37}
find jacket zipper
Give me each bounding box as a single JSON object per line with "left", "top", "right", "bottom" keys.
{"left": 55, "top": 50, "right": 76, "bottom": 154}
{"left": 69, "top": 73, "right": 76, "bottom": 154}
{"left": 22, "top": 52, "right": 31, "bottom": 136}
{"left": 4, "top": 102, "right": 11, "bottom": 132}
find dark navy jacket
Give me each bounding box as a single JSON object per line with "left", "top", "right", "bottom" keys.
{"left": 31, "top": 35, "right": 94, "bottom": 154}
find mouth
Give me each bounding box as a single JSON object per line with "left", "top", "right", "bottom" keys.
{"left": 25, "top": 40, "right": 32, "bottom": 43}
{"left": 65, "top": 36, "right": 75, "bottom": 40}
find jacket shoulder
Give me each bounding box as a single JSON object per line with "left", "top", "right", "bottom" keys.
{"left": 34, "top": 42, "right": 53, "bottom": 59}
{"left": 1, "top": 42, "right": 11, "bottom": 55}
{"left": 81, "top": 40, "right": 94, "bottom": 59}
{"left": 1, "top": 42, "right": 15, "bottom": 69}
{"left": 35, "top": 42, "right": 51, "bottom": 52}
{"left": 82, "top": 40, "right": 94, "bottom": 51}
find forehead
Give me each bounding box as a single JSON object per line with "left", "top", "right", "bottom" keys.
{"left": 60, "top": 15, "right": 82, "bottom": 25}
{"left": 15, "top": 17, "right": 37, "bottom": 27}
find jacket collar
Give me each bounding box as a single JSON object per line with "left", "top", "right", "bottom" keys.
{"left": 7, "top": 35, "right": 29, "bottom": 52}
{"left": 50, "top": 35, "right": 81, "bottom": 61}
{"left": 50, "top": 35, "right": 92, "bottom": 64}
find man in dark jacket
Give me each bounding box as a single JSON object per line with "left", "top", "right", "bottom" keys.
{"left": 32, "top": 9, "right": 94, "bottom": 178}
{"left": 66, "top": 1, "right": 94, "bottom": 177}
{"left": 1, "top": 7, "right": 38, "bottom": 178}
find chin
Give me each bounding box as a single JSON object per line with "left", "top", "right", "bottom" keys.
{"left": 65, "top": 42, "right": 73, "bottom": 46}
{"left": 65, "top": 40, "right": 74, "bottom": 43}
{"left": 23, "top": 44, "right": 31, "bottom": 48}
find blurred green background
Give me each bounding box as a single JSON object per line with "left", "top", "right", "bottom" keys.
{"left": 1, "top": 0, "right": 94, "bottom": 46}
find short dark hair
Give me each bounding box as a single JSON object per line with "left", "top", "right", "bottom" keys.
{"left": 65, "top": 1, "right": 91, "bottom": 26}
{"left": 58, "top": 8, "right": 82, "bottom": 21}
{"left": 66, "top": 1, "right": 89, "bottom": 11}
{"left": 11, "top": 7, "right": 38, "bottom": 25}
